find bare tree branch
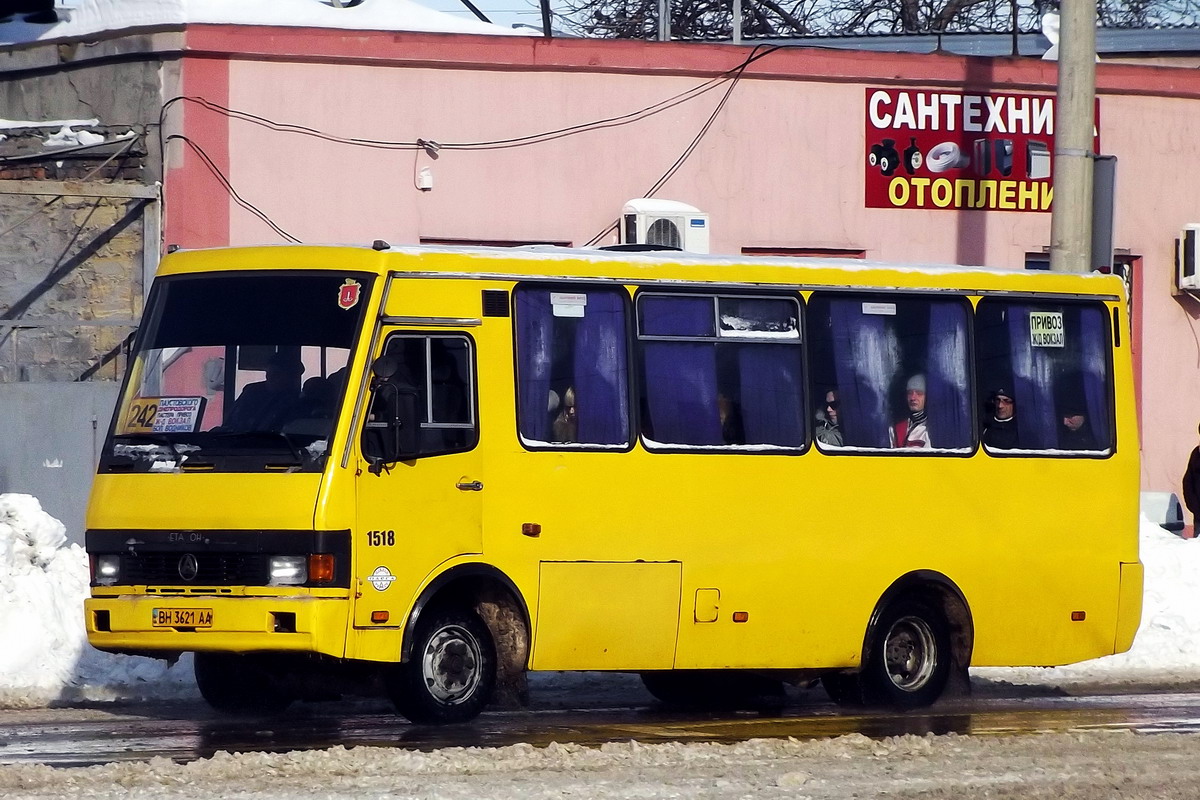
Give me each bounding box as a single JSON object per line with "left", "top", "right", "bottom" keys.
{"left": 555, "top": 0, "right": 1200, "bottom": 40}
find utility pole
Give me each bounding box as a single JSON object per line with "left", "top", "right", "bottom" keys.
{"left": 1048, "top": 0, "right": 1097, "bottom": 274}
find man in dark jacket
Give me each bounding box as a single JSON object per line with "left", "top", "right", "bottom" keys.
{"left": 1058, "top": 402, "right": 1098, "bottom": 450}
{"left": 1183, "top": 424, "right": 1200, "bottom": 528}
{"left": 982, "top": 387, "right": 1019, "bottom": 449}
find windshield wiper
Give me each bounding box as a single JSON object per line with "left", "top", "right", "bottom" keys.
{"left": 212, "top": 431, "right": 304, "bottom": 466}
{"left": 112, "top": 432, "right": 178, "bottom": 448}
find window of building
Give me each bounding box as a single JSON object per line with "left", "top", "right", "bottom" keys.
{"left": 514, "top": 286, "right": 630, "bottom": 448}
{"left": 741, "top": 247, "right": 867, "bottom": 259}
{"left": 421, "top": 238, "right": 572, "bottom": 248}
{"left": 1025, "top": 252, "right": 1051, "bottom": 270}
{"left": 365, "top": 334, "right": 477, "bottom": 458}
{"left": 807, "top": 293, "right": 971, "bottom": 452}
{"left": 636, "top": 293, "right": 804, "bottom": 449}
{"left": 975, "top": 299, "right": 1112, "bottom": 454}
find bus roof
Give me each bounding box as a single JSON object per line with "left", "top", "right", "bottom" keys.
{"left": 156, "top": 243, "right": 1126, "bottom": 298}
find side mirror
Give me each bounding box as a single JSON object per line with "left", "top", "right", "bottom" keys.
{"left": 371, "top": 353, "right": 401, "bottom": 382}
{"left": 363, "top": 357, "right": 420, "bottom": 471}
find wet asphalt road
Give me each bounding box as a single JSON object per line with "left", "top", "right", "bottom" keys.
{"left": 2, "top": 685, "right": 1200, "bottom": 767}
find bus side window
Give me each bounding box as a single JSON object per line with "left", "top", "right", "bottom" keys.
{"left": 363, "top": 334, "right": 478, "bottom": 460}
{"left": 975, "top": 300, "right": 1113, "bottom": 454}
{"left": 637, "top": 293, "right": 804, "bottom": 450}
{"left": 807, "top": 293, "right": 971, "bottom": 451}
{"left": 514, "top": 286, "right": 631, "bottom": 448}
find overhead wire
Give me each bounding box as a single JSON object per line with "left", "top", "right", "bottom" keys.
{"left": 159, "top": 45, "right": 782, "bottom": 153}
{"left": 584, "top": 44, "right": 780, "bottom": 246}
{"left": 165, "top": 134, "right": 301, "bottom": 243}
{"left": 154, "top": 43, "right": 784, "bottom": 248}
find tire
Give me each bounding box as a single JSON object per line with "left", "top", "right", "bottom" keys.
{"left": 859, "top": 597, "right": 951, "bottom": 708}
{"left": 390, "top": 608, "right": 496, "bottom": 725}
{"left": 640, "top": 671, "right": 785, "bottom": 712}
{"left": 194, "top": 652, "right": 294, "bottom": 715}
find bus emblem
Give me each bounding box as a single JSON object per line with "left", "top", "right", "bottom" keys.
{"left": 338, "top": 279, "right": 362, "bottom": 310}
{"left": 368, "top": 565, "right": 396, "bottom": 591}
{"left": 177, "top": 553, "right": 199, "bottom": 582}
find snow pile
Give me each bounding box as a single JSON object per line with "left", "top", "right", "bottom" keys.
{"left": 0, "top": 495, "right": 193, "bottom": 707}
{"left": 0, "top": 0, "right": 528, "bottom": 47}
{"left": 0, "top": 493, "right": 1195, "bottom": 708}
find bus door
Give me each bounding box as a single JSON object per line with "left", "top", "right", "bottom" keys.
{"left": 352, "top": 330, "right": 483, "bottom": 630}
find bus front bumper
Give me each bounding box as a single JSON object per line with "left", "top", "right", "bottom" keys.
{"left": 84, "top": 595, "right": 350, "bottom": 658}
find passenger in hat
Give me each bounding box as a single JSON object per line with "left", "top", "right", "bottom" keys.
{"left": 890, "top": 373, "right": 930, "bottom": 448}
{"left": 1059, "top": 400, "right": 1098, "bottom": 450}
{"left": 982, "top": 387, "right": 1019, "bottom": 450}
{"left": 552, "top": 386, "right": 578, "bottom": 443}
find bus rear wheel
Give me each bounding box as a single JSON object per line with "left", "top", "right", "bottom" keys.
{"left": 194, "top": 652, "right": 294, "bottom": 715}
{"left": 390, "top": 609, "right": 496, "bottom": 725}
{"left": 863, "top": 597, "right": 951, "bottom": 708}
{"left": 823, "top": 597, "right": 951, "bottom": 709}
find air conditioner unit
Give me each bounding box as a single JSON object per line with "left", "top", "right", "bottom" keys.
{"left": 619, "top": 199, "right": 710, "bottom": 254}
{"left": 1177, "top": 223, "right": 1200, "bottom": 293}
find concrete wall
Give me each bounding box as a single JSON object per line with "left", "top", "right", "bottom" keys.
{"left": 0, "top": 44, "right": 166, "bottom": 536}
{"left": 0, "top": 382, "right": 120, "bottom": 543}
{"left": 0, "top": 185, "right": 148, "bottom": 382}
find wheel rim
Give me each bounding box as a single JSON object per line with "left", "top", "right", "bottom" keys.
{"left": 420, "top": 623, "right": 483, "bottom": 705}
{"left": 882, "top": 615, "right": 937, "bottom": 692}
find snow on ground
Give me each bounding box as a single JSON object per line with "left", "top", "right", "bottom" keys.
{"left": 0, "top": 495, "right": 195, "bottom": 707}
{"left": 7, "top": 729, "right": 1200, "bottom": 800}
{"left": 0, "top": 0, "right": 528, "bottom": 48}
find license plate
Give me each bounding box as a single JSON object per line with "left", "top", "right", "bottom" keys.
{"left": 151, "top": 608, "right": 214, "bottom": 628}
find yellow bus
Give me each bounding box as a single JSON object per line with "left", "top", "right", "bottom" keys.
{"left": 84, "top": 243, "right": 1143, "bottom": 722}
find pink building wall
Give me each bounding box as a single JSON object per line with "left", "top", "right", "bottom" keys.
{"left": 164, "top": 27, "right": 1200, "bottom": 497}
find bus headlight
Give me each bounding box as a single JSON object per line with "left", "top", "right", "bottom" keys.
{"left": 268, "top": 555, "right": 308, "bottom": 586}
{"left": 94, "top": 555, "right": 121, "bottom": 586}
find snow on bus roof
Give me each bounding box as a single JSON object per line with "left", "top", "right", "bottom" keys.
{"left": 159, "top": 242, "right": 1123, "bottom": 287}
{"left": 379, "top": 242, "right": 1121, "bottom": 281}
{"left": 0, "top": 0, "right": 527, "bottom": 48}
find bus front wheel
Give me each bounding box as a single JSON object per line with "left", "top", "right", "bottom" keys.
{"left": 390, "top": 608, "right": 496, "bottom": 724}
{"left": 194, "top": 652, "right": 294, "bottom": 715}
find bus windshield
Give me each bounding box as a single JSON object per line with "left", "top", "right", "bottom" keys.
{"left": 100, "top": 271, "right": 373, "bottom": 473}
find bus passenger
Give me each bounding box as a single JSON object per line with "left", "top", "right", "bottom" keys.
{"left": 815, "top": 389, "right": 843, "bottom": 446}
{"left": 1059, "top": 403, "right": 1098, "bottom": 450}
{"left": 296, "top": 375, "right": 335, "bottom": 418}
{"left": 981, "top": 388, "right": 1019, "bottom": 449}
{"left": 718, "top": 393, "right": 745, "bottom": 445}
{"left": 225, "top": 351, "right": 303, "bottom": 432}
{"left": 890, "top": 373, "right": 930, "bottom": 448}
{"left": 552, "top": 387, "right": 577, "bottom": 442}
